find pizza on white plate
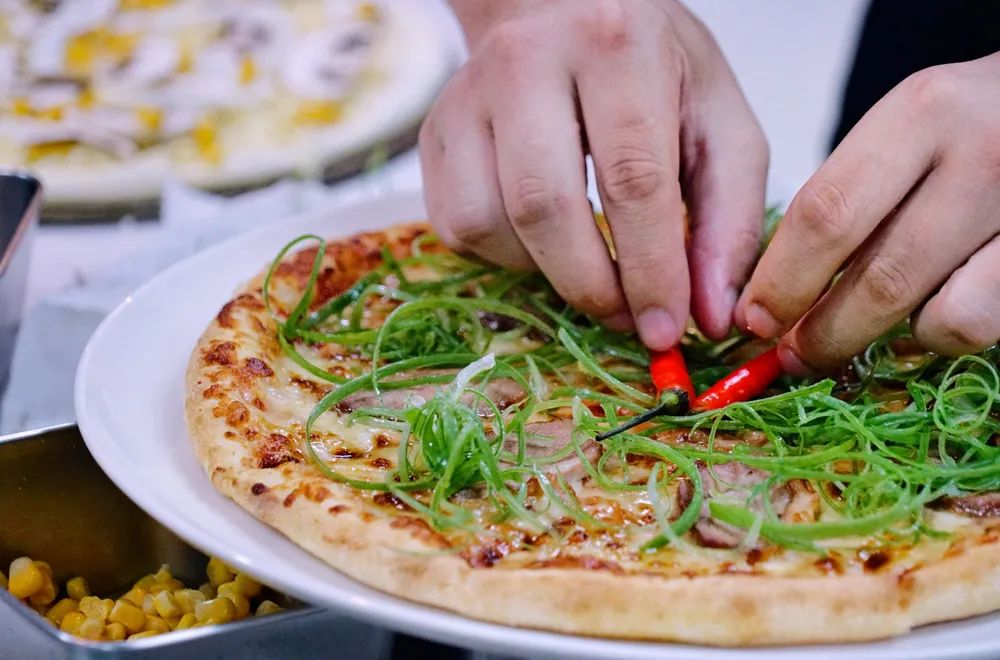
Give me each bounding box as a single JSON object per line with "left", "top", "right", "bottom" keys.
{"left": 0, "top": 0, "right": 451, "bottom": 214}
{"left": 185, "top": 221, "right": 1000, "bottom": 646}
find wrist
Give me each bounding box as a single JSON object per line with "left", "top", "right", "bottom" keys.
{"left": 448, "top": 0, "right": 531, "bottom": 45}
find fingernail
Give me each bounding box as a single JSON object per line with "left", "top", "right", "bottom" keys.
{"left": 778, "top": 343, "right": 813, "bottom": 377}
{"left": 636, "top": 308, "right": 679, "bottom": 350}
{"left": 719, "top": 286, "right": 738, "bottom": 331}
{"left": 744, "top": 302, "right": 783, "bottom": 338}
{"left": 602, "top": 311, "right": 636, "bottom": 332}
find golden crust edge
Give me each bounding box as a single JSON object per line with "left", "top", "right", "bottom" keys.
{"left": 182, "top": 229, "right": 1000, "bottom": 648}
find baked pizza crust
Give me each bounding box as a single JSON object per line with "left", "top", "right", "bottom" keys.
{"left": 185, "top": 223, "right": 1000, "bottom": 646}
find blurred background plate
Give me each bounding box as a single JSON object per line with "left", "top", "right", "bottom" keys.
{"left": 75, "top": 190, "right": 1000, "bottom": 660}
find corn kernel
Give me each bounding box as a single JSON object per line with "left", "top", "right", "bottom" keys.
{"left": 34, "top": 561, "right": 53, "bottom": 579}
{"left": 127, "top": 630, "right": 160, "bottom": 640}
{"left": 216, "top": 583, "right": 250, "bottom": 619}
{"left": 142, "top": 593, "right": 157, "bottom": 615}
{"left": 120, "top": 587, "right": 146, "bottom": 607}
{"left": 172, "top": 588, "right": 205, "bottom": 614}
{"left": 174, "top": 613, "right": 197, "bottom": 630}
{"left": 255, "top": 600, "right": 283, "bottom": 616}
{"left": 153, "top": 565, "right": 172, "bottom": 584}
{"left": 143, "top": 615, "right": 169, "bottom": 634}
{"left": 106, "top": 622, "right": 127, "bottom": 641}
{"left": 356, "top": 2, "right": 380, "bottom": 22}
{"left": 78, "top": 617, "right": 104, "bottom": 641}
{"left": 60, "top": 611, "right": 86, "bottom": 634}
{"left": 152, "top": 591, "right": 181, "bottom": 618}
{"left": 45, "top": 598, "right": 79, "bottom": 625}
{"left": 66, "top": 577, "right": 90, "bottom": 600}
{"left": 232, "top": 572, "right": 262, "bottom": 597}
{"left": 194, "top": 597, "right": 235, "bottom": 624}
{"left": 79, "top": 595, "right": 111, "bottom": 621}
{"left": 0, "top": 570, "right": 7, "bottom": 590}
{"left": 28, "top": 575, "right": 56, "bottom": 606}
{"left": 109, "top": 599, "right": 146, "bottom": 634}
{"left": 133, "top": 575, "right": 156, "bottom": 591}
{"left": 103, "top": 598, "right": 115, "bottom": 612}
{"left": 205, "top": 557, "right": 233, "bottom": 587}
{"left": 198, "top": 582, "right": 216, "bottom": 599}
{"left": 8, "top": 557, "right": 44, "bottom": 599}
{"left": 239, "top": 56, "right": 256, "bottom": 85}
{"left": 163, "top": 578, "right": 184, "bottom": 591}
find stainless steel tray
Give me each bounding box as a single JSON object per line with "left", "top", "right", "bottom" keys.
{"left": 0, "top": 424, "right": 407, "bottom": 659}
{"left": 0, "top": 171, "right": 40, "bottom": 399}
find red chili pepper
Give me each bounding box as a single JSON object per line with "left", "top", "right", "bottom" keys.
{"left": 650, "top": 346, "right": 695, "bottom": 404}
{"left": 596, "top": 346, "right": 693, "bottom": 441}
{"left": 691, "top": 347, "right": 784, "bottom": 411}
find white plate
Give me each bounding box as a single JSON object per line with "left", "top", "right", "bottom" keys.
{"left": 76, "top": 191, "right": 1000, "bottom": 660}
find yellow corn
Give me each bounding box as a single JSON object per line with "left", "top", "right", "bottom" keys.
{"left": 153, "top": 565, "right": 172, "bottom": 584}
{"left": 143, "top": 615, "right": 170, "bottom": 633}
{"left": 106, "top": 622, "right": 127, "bottom": 641}
{"left": 174, "top": 613, "right": 197, "bottom": 630}
{"left": 127, "top": 630, "right": 160, "bottom": 640}
{"left": 239, "top": 57, "right": 256, "bottom": 85}
{"left": 66, "top": 577, "right": 90, "bottom": 600}
{"left": 232, "top": 572, "right": 262, "bottom": 597}
{"left": 8, "top": 557, "right": 44, "bottom": 599}
{"left": 205, "top": 557, "right": 233, "bottom": 587}
{"left": 109, "top": 599, "right": 146, "bottom": 634}
{"left": 79, "top": 595, "right": 111, "bottom": 621}
{"left": 120, "top": 587, "right": 146, "bottom": 607}
{"left": 197, "top": 582, "right": 216, "bottom": 599}
{"left": 133, "top": 575, "right": 156, "bottom": 591}
{"left": 34, "top": 561, "right": 52, "bottom": 579}
{"left": 103, "top": 598, "right": 115, "bottom": 612}
{"left": 45, "top": 598, "right": 79, "bottom": 625}
{"left": 357, "top": 2, "right": 380, "bottom": 21}
{"left": 293, "top": 100, "right": 343, "bottom": 125}
{"left": 78, "top": 617, "right": 104, "bottom": 641}
{"left": 216, "top": 583, "right": 250, "bottom": 619}
{"left": 152, "top": 591, "right": 181, "bottom": 619}
{"left": 28, "top": 574, "right": 56, "bottom": 606}
{"left": 255, "top": 600, "right": 283, "bottom": 616}
{"left": 172, "top": 588, "right": 205, "bottom": 614}
{"left": 0, "top": 569, "right": 7, "bottom": 589}
{"left": 142, "top": 593, "right": 159, "bottom": 616}
{"left": 194, "top": 597, "right": 235, "bottom": 624}
{"left": 60, "top": 611, "right": 86, "bottom": 634}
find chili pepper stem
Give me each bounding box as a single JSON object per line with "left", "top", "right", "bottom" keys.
{"left": 596, "top": 388, "right": 688, "bottom": 442}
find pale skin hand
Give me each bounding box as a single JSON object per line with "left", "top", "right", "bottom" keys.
{"left": 421, "top": 0, "right": 768, "bottom": 349}
{"left": 736, "top": 52, "right": 1000, "bottom": 374}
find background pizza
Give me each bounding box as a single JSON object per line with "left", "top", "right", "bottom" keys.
{"left": 0, "top": 0, "right": 452, "bottom": 215}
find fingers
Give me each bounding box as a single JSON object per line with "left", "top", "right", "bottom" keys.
{"left": 487, "top": 50, "right": 630, "bottom": 324}
{"left": 575, "top": 29, "right": 687, "bottom": 350}
{"left": 420, "top": 79, "right": 535, "bottom": 271}
{"left": 912, "top": 234, "right": 1000, "bottom": 356}
{"left": 735, "top": 82, "right": 938, "bottom": 340}
{"left": 684, "top": 62, "right": 769, "bottom": 340}
{"left": 780, "top": 165, "right": 999, "bottom": 371}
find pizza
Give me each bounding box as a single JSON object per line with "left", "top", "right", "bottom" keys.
{"left": 185, "top": 221, "right": 1000, "bottom": 646}
{"left": 0, "top": 0, "right": 450, "bottom": 214}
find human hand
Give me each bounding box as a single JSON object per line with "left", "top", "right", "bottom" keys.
{"left": 736, "top": 53, "right": 1000, "bottom": 373}
{"left": 421, "top": 0, "right": 768, "bottom": 349}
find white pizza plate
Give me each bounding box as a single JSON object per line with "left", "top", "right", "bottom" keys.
{"left": 76, "top": 190, "right": 1000, "bottom": 660}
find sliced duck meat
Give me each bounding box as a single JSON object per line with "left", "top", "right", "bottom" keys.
{"left": 931, "top": 492, "right": 1000, "bottom": 518}
{"left": 501, "top": 419, "right": 600, "bottom": 481}
{"left": 335, "top": 376, "right": 525, "bottom": 415}
{"left": 678, "top": 461, "right": 819, "bottom": 549}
